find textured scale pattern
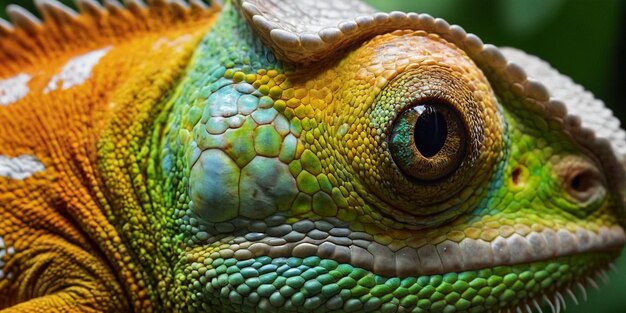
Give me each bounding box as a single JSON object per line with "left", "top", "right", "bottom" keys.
{"left": 499, "top": 47, "right": 626, "bottom": 163}
{"left": 191, "top": 255, "right": 603, "bottom": 312}
{"left": 0, "top": 1, "right": 219, "bottom": 311}
{"left": 243, "top": 0, "right": 375, "bottom": 33}
{"left": 0, "top": 0, "right": 625, "bottom": 313}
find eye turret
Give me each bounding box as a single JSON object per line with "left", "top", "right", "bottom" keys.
{"left": 355, "top": 61, "right": 504, "bottom": 227}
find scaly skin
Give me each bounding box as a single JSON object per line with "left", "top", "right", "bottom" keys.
{"left": 0, "top": 1, "right": 624, "bottom": 312}
{"left": 0, "top": 2, "right": 219, "bottom": 312}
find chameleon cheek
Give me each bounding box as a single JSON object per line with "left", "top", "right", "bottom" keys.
{"left": 188, "top": 133, "right": 300, "bottom": 224}
{"left": 189, "top": 149, "right": 241, "bottom": 223}
{"left": 184, "top": 80, "right": 300, "bottom": 225}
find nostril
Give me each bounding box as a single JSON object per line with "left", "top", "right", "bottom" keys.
{"left": 566, "top": 169, "right": 603, "bottom": 203}
{"left": 554, "top": 156, "right": 606, "bottom": 212}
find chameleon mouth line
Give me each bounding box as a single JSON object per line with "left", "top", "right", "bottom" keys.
{"left": 204, "top": 221, "right": 626, "bottom": 278}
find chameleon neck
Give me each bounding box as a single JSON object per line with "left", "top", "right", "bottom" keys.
{"left": 95, "top": 10, "right": 220, "bottom": 312}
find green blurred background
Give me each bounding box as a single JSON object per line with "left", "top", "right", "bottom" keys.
{"left": 0, "top": 0, "right": 624, "bottom": 312}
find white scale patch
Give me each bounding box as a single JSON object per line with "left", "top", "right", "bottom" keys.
{"left": 0, "top": 236, "right": 13, "bottom": 280}
{"left": 0, "top": 236, "right": 4, "bottom": 279}
{"left": 0, "top": 73, "right": 31, "bottom": 106}
{"left": 152, "top": 35, "right": 193, "bottom": 52}
{"left": 0, "top": 154, "right": 45, "bottom": 180}
{"left": 44, "top": 46, "right": 112, "bottom": 93}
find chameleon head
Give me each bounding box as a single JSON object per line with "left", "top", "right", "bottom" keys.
{"left": 164, "top": 1, "right": 626, "bottom": 312}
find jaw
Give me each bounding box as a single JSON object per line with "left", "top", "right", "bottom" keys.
{"left": 176, "top": 217, "right": 626, "bottom": 312}
{"left": 182, "top": 251, "right": 619, "bottom": 312}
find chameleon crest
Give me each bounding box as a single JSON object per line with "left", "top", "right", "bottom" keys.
{"left": 0, "top": 0, "right": 625, "bottom": 312}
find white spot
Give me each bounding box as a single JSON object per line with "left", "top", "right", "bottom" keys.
{"left": 44, "top": 46, "right": 112, "bottom": 93}
{"left": 152, "top": 35, "right": 193, "bottom": 52}
{"left": 0, "top": 154, "right": 45, "bottom": 180}
{"left": 0, "top": 73, "right": 31, "bottom": 106}
{"left": 0, "top": 236, "right": 5, "bottom": 279}
{"left": 0, "top": 236, "right": 16, "bottom": 280}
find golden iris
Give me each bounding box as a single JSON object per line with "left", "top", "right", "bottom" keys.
{"left": 389, "top": 101, "right": 467, "bottom": 181}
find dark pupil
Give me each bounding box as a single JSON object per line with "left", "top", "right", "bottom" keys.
{"left": 414, "top": 107, "right": 447, "bottom": 158}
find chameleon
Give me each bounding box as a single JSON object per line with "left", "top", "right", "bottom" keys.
{"left": 0, "top": 0, "right": 625, "bottom": 312}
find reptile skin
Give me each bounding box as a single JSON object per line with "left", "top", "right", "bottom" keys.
{"left": 0, "top": 0, "right": 625, "bottom": 312}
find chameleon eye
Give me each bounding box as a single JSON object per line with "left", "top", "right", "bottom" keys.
{"left": 389, "top": 101, "right": 467, "bottom": 181}
{"left": 354, "top": 62, "right": 504, "bottom": 227}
